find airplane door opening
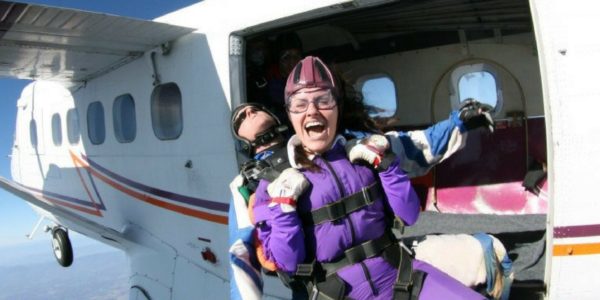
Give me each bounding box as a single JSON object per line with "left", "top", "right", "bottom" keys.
{"left": 233, "top": 0, "right": 547, "bottom": 298}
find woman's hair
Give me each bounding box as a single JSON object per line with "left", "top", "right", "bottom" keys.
{"left": 294, "top": 144, "right": 321, "bottom": 172}
{"left": 337, "top": 78, "right": 382, "bottom": 135}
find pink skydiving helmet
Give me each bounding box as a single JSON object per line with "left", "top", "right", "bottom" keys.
{"left": 284, "top": 56, "right": 337, "bottom": 101}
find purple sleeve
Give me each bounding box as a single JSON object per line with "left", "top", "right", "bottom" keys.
{"left": 252, "top": 179, "right": 305, "bottom": 273}
{"left": 378, "top": 157, "right": 421, "bottom": 225}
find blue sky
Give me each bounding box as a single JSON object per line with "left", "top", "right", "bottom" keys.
{"left": 0, "top": 0, "right": 199, "bottom": 247}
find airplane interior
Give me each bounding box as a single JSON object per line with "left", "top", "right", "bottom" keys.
{"left": 238, "top": 0, "right": 546, "bottom": 298}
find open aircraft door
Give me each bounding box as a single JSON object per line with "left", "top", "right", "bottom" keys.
{"left": 530, "top": 0, "right": 600, "bottom": 298}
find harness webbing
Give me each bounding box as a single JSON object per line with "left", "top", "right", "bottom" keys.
{"left": 300, "top": 182, "right": 382, "bottom": 226}
{"left": 285, "top": 231, "right": 425, "bottom": 300}
{"left": 391, "top": 243, "right": 425, "bottom": 300}
{"left": 257, "top": 148, "right": 290, "bottom": 182}
{"left": 320, "top": 231, "right": 396, "bottom": 276}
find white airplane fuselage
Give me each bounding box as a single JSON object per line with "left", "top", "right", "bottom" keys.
{"left": 11, "top": 32, "right": 241, "bottom": 300}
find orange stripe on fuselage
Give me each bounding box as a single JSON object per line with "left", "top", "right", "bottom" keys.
{"left": 70, "top": 152, "right": 228, "bottom": 225}
{"left": 70, "top": 152, "right": 103, "bottom": 215}
{"left": 41, "top": 194, "right": 102, "bottom": 216}
{"left": 553, "top": 243, "right": 600, "bottom": 256}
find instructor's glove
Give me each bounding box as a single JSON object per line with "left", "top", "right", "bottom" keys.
{"left": 346, "top": 134, "right": 395, "bottom": 171}
{"left": 267, "top": 168, "right": 309, "bottom": 213}
{"left": 459, "top": 98, "right": 495, "bottom": 133}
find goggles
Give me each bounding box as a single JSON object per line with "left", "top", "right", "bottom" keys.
{"left": 286, "top": 90, "right": 336, "bottom": 113}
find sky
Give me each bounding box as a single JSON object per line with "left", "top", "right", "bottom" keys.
{"left": 0, "top": 0, "right": 199, "bottom": 295}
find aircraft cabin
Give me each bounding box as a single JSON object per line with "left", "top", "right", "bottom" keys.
{"left": 231, "top": 0, "right": 546, "bottom": 298}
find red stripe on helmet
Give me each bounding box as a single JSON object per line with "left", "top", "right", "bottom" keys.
{"left": 284, "top": 56, "right": 336, "bottom": 101}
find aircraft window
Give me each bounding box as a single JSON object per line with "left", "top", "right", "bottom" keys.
{"left": 357, "top": 75, "right": 397, "bottom": 118}
{"left": 151, "top": 82, "right": 183, "bottom": 140}
{"left": 113, "top": 94, "right": 136, "bottom": 143}
{"left": 67, "top": 108, "right": 80, "bottom": 144}
{"left": 87, "top": 101, "right": 106, "bottom": 145}
{"left": 30, "top": 119, "right": 37, "bottom": 147}
{"left": 51, "top": 113, "right": 62, "bottom": 146}
{"left": 450, "top": 63, "right": 502, "bottom": 114}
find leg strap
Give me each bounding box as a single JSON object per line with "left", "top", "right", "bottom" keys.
{"left": 382, "top": 243, "right": 426, "bottom": 300}
{"left": 308, "top": 273, "right": 348, "bottom": 300}
{"left": 281, "top": 232, "right": 423, "bottom": 300}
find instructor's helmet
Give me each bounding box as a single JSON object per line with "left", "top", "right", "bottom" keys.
{"left": 284, "top": 56, "right": 338, "bottom": 101}
{"left": 231, "top": 103, "right": 286, "bottom": 156}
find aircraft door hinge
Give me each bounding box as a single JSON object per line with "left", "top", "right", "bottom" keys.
{"left": 150, "top": 51, "right": 161, "bottom": 86}
{"left": 494, "top": 28, "right": 503, "bottom": 44}
{"left": 229, "top": 35, "right": 243, "bottom": 56}
{"left": 161, "top": 42, "right": 172, "bottom": 55}
{"left": 458, "top": 29, "right": 470, "bottom": 56}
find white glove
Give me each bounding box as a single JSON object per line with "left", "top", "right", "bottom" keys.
{"left": 267, "top": 168, "right": 309, "bottom": 213}
{"left": 347, "top": 134, "right": 390, "bottom": 168}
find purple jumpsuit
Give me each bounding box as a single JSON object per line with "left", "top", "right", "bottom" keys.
{"left": 252, "top": 140, "right": 484, "bottom": 299}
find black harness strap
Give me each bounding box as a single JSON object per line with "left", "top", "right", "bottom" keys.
{"left": 284, "top": 232, "right": 394, "bottom": 300}
{"left": 242, "top": 146, "right": 292, "bottom": 194}
{"left": 388, "top": 244, "right": 426, "bottom": 300}
{"left": 320, "top": 231, "right": 396, "bottom": 276}
{"left": 281, "top": 232, "right": 425, "bottom": 300}
{"left": 257, "top": 145, "right": 291, "bottom": 182}
{"left": 313, "top": 274, "right": 348, "bottom": 300}
{"left": 301, "top": 182, "right": 382, "bottom": 226}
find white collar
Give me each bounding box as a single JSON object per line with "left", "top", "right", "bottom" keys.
{"left": 286, "top": 134, "right": 347, "bottom": 169}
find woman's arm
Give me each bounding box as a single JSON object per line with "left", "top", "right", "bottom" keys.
{"left": 251, "top": 178, "right": 306, "bottom": 273}
{"left": 346, "top": 135, "right": 421, "bottom": 225}
{"left": 377, "top": 157, "right": 421, "bottom": 225}
{"left": 386, "top": 100, "right": 494, "bottom": 178}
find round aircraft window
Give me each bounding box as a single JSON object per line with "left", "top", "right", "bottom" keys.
{"left": 87, "top": 101, "right": 106, "bottom": 145}
{"left": 30, "top": 119, "right": 38, "bottom": 147}
{"left": 450, "top": 63, "right": 503, "bottom": 115}
{"left": 67, "top": 108, "right": 80, "bottom": 145}
{"left": 51, "top": 113, "right": 62, "bottom": 146}
{"left": 357, "top": 74, "right": 397, "bottom": 118}
{"left": 151, "top": 82, "right": 183, "bottom": 140}
{"left": 113, "top": 94, "right": 136, "bottom": 143}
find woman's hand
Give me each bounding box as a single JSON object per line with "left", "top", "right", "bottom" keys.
{"left": 346, "top": 134, "right": 395, "bottom": 171}
{"left": 267, "top": 168, "right": 309, "bottom": 212}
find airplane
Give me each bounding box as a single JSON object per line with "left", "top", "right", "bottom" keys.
{"left": 0, "top": 0, "right": 598, "bottom": 299}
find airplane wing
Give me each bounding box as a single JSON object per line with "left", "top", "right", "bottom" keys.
{"left": 0, "top": 1, "right": 195, "bottom": 84}
{"left": 0, "top": 176, "right": 126, "bottom": 243}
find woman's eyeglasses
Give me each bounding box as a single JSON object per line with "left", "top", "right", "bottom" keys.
{"left": 286, "top": 92, "right": 336, "bottom": 114}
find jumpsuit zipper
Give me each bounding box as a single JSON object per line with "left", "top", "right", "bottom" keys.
{"left": 319, "top": 156, "right": 379, "bottom": 297}
{"left": 320, "top": 157, "right": 357, "bottom": 243}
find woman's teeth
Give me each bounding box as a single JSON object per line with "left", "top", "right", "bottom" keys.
{"left": 305, "top": 121, "right": 325, "bottom": 135}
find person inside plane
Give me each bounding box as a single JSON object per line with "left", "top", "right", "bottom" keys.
{"left": 230, "top": 56, "right": 491, "bottom": 299}
{"left": 228, "top": 97, "right": 495, "bottom": 300}
{"left": 265, "top": 32, "right": 304, "bottom": 121}
{"left": 245, "top": 56, "right": 490, "bottom": 300}
{"left": 246, "top": 38, "right": 272, "bottom": 105}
